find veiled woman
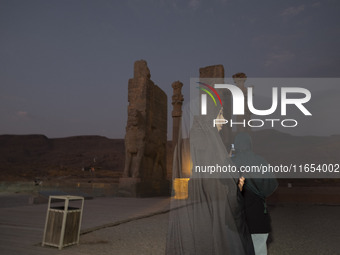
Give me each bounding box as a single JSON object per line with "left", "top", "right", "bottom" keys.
{"left": 166, "top": 88, "right": 254, "bottom": 255}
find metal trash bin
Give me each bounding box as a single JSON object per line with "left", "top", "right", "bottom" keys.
{"left": 42, "top": 195, "right": 84, "bottom": 249}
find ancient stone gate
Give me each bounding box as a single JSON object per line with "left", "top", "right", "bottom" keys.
{"left": 119, "top": 60, "right": 169, "bottom": 196}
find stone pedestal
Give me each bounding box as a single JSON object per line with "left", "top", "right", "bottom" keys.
{"left": 118, "top": 177, "right": 170, "bottom": 197}
{"left": 118, "top": 178, "right": 141, "bottom": 197}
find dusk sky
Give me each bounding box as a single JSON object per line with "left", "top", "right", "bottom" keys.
{"left": 1, "top": 0, "right": 339, "bottom": 138}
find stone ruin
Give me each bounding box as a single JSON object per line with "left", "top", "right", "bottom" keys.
{"left": 119, "top": 60, "right": 169, "bottom": 196}
{"left": 199, "top": 65, "right": 233, "bottom": 149}
{"left": 232, "top": 72, "right": 251, "bottom": 133}
{"left": 171, "top": 81, "right": 184, "bottom": 147}
{"left": 199, "top": 66, "right": 252, "bottom": 148}
{"left": 119, "top": 61, "right": 250, "bottom": 196}
{"left": 170, "top": 81, "right": 184, "bottom": 179}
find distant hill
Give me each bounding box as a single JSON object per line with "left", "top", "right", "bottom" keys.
{"left": 0, "top": 135, "right": 125, "bottom": 181}
{"left": 251, "top": 129, "right": 340, "bottom": 165}
{"left": 0, "top": 130, "right": 339, "bottom": 181}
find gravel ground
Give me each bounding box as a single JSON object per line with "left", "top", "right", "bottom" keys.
{"left": 52, "top": 204, "right": 340, "bottom": 255}
{"left": 267, "top": 204, "right": 340, "bottom": 255}
{"left": 55, "top": 213, "right": 169, "bottom": 255}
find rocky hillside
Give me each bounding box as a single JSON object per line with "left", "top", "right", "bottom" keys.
{"left": 251, "top": 129, "right": 340, "bottom": 165}
{"left": 1, "top": 130, "right": 339, "bottom": 182}
{"left": 0, "top": 135, "right": 125, "bottom": 181}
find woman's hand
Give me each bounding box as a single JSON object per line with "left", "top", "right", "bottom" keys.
{"left": 238, "top": 176, "right": 245, "bottom": 191}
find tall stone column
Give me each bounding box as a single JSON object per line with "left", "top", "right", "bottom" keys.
{"left": 170, "top": 81, "right": 184, "bottom": 179}
{"left": 171, "top": 81, "right": 184, "bottom": 150}
{"left": 232, "top": 72, "right": 251, "bottom": 133}
{"left": 199, "top": 65, "right": 232, "bottom": 150}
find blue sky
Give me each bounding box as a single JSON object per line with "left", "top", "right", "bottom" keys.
{"left": 1, "top": 0, "right": 339, "bottom": 138}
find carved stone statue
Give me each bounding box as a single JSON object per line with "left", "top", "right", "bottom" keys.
{"left": 119, "top": 60, "right": 168, "bottom": 196}
{"left": 123, "top": 108, "right": 145, "bottom": 178}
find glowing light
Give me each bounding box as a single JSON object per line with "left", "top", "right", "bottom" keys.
{"left": 173, "top": 178, "right": 190, "bottom": 200}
